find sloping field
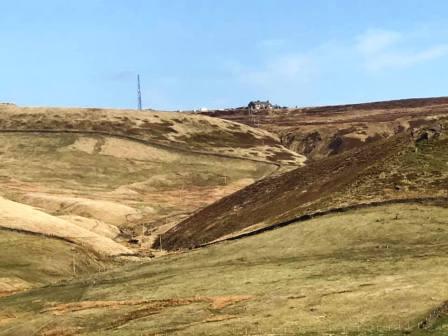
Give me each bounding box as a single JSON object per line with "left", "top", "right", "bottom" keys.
{"left": 0, "top": 197, "right": 132, "bottom": 256}
{"left": 58, "top": 215, "right": 120, "bottom": 239}
{"left": 204, "top": 97, "right": 448, "bottom": 159}
{"left": 2, "top": 203, "right": 448, "bottom": 335}
{"left": 0, "top": 104, "right": 305, "bottom": 165}
{"left": 157, "top": 121, "right": 448, "bottom": 250}
{"left": 0, "top": 230, "right": 111, "bottom": 297}
{"left": 19, "top": 193, "right": 139, "bottom": 226}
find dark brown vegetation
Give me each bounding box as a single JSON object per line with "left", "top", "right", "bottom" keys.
{"left": 203, "top": 96, "right": 448, "bottom": 159}
{"left": 156, "top": 120, "right": 448, "bottom": 250}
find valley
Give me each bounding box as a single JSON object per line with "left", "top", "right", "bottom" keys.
{"left": 1, "top": 99, "right": 448, "bottom": 335}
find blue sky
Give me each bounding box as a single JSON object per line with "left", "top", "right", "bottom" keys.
{"left": 1, "top": 0, "right": 448, "bottom": 110}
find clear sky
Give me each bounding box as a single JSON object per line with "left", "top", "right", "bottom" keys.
{"left": 1, "top": 0, "right": 448, "bottom": 110}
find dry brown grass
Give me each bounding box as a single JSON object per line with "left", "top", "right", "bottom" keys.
{"left": 0, "top": 104, "right": 305, "bottom": 165}
{"left": 0, "top": 197, "right": 132, "bottom": 256}
{"left": 0, "top": 130, "right": 279, "bottom": 256}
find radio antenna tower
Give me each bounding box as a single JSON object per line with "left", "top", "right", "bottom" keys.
{"left": 137, "top": 74, "right": 142, "bottom": 111}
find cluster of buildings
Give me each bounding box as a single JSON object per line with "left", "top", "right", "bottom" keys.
{"left": 247, "top": 100, "right": 287, "bottom": 110}
{"left": 247, "top": 100, "right": 273, "bottom": 110}
{"left": 190, "top": 100, "right": 285, "bottom": 113}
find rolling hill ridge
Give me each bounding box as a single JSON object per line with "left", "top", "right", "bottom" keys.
{"left": 203, "top": 96, "right": 448, "bottom": 159}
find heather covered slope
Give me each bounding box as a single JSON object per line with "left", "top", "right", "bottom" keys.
{"left": 204, "top": 96, "right": 448, "bottom": 159}
{"left": 157, "top": 121, "right": 448, "bottom": 250}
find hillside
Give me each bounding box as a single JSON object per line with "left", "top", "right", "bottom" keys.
{"left": 3, "top": 101, "right": 448, "bottom": 335}
{"left": 0, "top": 104, "right": 303, "bottom": 165}
{"left": 0, "top": 197, "right": 131, "bottom": 256}
{"left": 0, "top": 105, "right": 303, "bottom": 236}
{"left": 157, "top": 119, "right": 448, "bottom": 250}
{"left": 0, "top": 230, "right": 111, "bottom": 298}
{"left": 0, "top": 104, "right": 304, "bottom": 297}
{"left": 203, "top": 97, "right": 448, "bottom": 159}
{"left": 3, "top": 202, "right": 448, "bottom": 335}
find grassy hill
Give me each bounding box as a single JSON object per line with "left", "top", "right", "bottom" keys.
{"left": 0, "top": 197, "right": 132, "bottom": 256}
{"left": 0, "top": 104, "right": 304, "bottom": 165}
{"left": 0, "top": 105, "right": 304, "bottom": 236}
{"left": 0, "top": 229, "right": 113, "bottom": 298}
{"left": 0, "top": 105, "right": 304, "bottom": 237}
{"left": 0, "top": 105, "right": 305, "bottom": 301}
{"left": 2, "top": 202, "right": 448, "bottom": 335}
{"left": 157, "top": 119, "right": 448, "bottom": 250}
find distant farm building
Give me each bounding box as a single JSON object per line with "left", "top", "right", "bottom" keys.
{"left": 248, "top": 100, "right": 273, "bottom": 110}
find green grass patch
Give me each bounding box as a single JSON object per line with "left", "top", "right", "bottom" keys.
{"left": 3, "top": 204, "right": 448, "bottom": 335}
